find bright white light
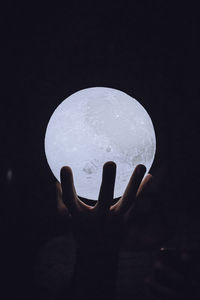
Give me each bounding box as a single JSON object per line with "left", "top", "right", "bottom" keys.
{"left": 45, "top": 87, "right": 156, "bottom": 200}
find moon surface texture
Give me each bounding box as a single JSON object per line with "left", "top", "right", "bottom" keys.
{"left": 45, "top": 87, "right": 156, "bottom": 200}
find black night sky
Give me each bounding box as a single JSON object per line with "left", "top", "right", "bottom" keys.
{"left": 1, "top": 2, "right": 200, "bottom": 300}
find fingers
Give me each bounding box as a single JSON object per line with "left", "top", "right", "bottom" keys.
{"left": 56, "top": 181, "right": 63, "bottom": 204}
{"left": 56, "top": 181, "right": 69, "bottom": 216}
{"left": 60, "top": 166, "right": 78, "bottom": 215}
{"left": 127, "top": 173, "right": 153, "bottom": 220}
{"left": 113, "top": 164, "right": 146, "bottom": 214}
{"left": 97, "top": 161, "right": 116, "bottom": 211}
{"left": 125, "top": 173, "right": 153, "bottom": 219}
{"left": 136, "top": 173, "right": 153, "bottom": 198}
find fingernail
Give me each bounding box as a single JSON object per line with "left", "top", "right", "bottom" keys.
{"left": 137, "top": 164, "right": 146, "bottom": 174}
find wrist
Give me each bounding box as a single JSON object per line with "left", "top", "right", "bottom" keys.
{"left": 76, "top": 240, "right": 119, "bottom": 271}
{"left": 72, "top": 244, "right": 119, "bottom": 300}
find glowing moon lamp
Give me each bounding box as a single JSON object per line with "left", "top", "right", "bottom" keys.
{"left": 45, "top": 87, "right": 156, "bottom": 200}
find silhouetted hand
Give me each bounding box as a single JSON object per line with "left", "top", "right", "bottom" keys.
{"left": 56, "top": 162, "right": 153, "bottom": 299}
{"left": 57, "top": 162, "right": 152, "bottom": 252}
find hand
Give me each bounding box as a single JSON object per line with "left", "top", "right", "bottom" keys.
{"left": 57, "top": 162, "right": 152, "bottom": 252}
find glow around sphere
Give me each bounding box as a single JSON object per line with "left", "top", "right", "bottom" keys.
{"left": 45, "top": 87, "right": 156, "bottom": 200}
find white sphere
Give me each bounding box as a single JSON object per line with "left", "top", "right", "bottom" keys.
{"left": 45, "top": 87, "right": 156, "bottom": 200}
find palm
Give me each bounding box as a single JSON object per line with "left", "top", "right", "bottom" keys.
{"left": 57, "top": 162, "right": 154, "bottom": 250}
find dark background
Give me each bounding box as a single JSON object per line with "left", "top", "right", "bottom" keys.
{"left": 1, "top": 2, "right": 200, "bottom": 299}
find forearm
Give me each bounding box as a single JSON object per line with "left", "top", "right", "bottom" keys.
{"left": 70, "top": 243, "right": 119, "bottom": 300}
